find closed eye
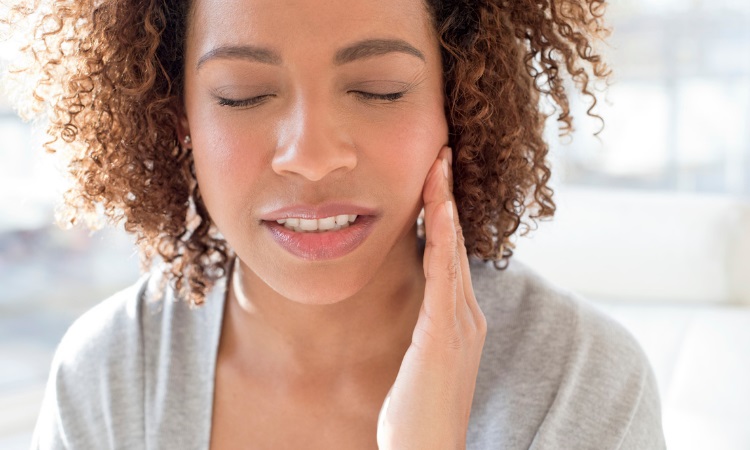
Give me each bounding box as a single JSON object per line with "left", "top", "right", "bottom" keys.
{"left": 216, "top": 95, "right": 273, "bottom": 108}
{"left": 352, "top": 91, "right": 405, "bottom": 102}
{"left": 215, "top": 91, "right": 406, "bottom": 109}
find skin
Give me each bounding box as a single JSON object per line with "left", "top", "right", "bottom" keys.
{"left": 179, "top": 0, "right": 487, "bottom": 447}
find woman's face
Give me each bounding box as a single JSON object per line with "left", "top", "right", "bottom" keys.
{"left": 182, "top": 0, "right": 449, "bottom": 304}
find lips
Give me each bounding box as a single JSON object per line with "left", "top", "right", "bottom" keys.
{"left": 259, "top": 201, "right": 380, "bottom": 261}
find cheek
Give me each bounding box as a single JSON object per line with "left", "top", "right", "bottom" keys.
{"left": 189, "top": 125, "right": 276, "bottom": 247}
{"left": 194, "top": 114, "right": 258, "bottom": 171}
{"left": 190, "top": 114, "right": 269, "bottom": 206}
{"left": 366, "top": 105, "right": 448, "bottom": 200}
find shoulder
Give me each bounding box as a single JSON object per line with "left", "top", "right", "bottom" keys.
{"left": 48, "top": 269, "right": 224, "bottom": 378}
{"left": 32, "top": 270, "right": 226, "bottom": 449}
{"left": 52, "top": 274, "right": 151, "bottom": 372}
{"left": 470, "top": 258, "right": 649, "bottom": 363}
{"left": 467, "top": 258, "right": 665, "bottom": 449}
{"left": 48, "top": 271, "right": 186, "bottom": 378}
{"left": 469, "top": 257, "right": 651, "bottom": 370}
{"left": 31, "top": 274, "right": 152, "bottom": 448}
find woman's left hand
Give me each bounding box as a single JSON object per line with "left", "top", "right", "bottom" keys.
{"left": 377, "top": 146, "right": 487, "bottom": 450}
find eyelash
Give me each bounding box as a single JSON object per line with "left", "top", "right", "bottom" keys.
{"left": 354, "top": 91, "right": 405, "bottom": 102}
{"left": 217, "top": 96, "right": 270, "bottom": 108}
{"left": 216, "top": 91, "right": 405, "bottom": 108}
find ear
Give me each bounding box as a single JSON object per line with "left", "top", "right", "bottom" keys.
{"left": 175, "top": 105, "right": 192, "bottom": 148}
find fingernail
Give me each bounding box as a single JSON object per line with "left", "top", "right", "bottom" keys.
{"left": 445, "top": 201, "right": 454, "bottom": 221}
{"left": 442, "top": 157, "right": 450, "bottom": 180}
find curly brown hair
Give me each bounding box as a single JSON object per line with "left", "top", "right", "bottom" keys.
{"left": 2, "top": 0, "right": 610, "bottom": 306}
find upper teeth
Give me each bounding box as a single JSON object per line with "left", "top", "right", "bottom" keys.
{"left": 276, "top": 214, "right": 357, "bottom": 231}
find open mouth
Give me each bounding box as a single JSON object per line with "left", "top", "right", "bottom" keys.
{"left": 272, "top": 214, "right": 362, "bottom": 233}
{"left": 262, "top": 215, "right": 378, "bottom": 261}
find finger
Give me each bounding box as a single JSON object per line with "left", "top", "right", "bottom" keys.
{"left": 421, "top": 147, "right": 454, "bottom": 279}
{"left": 444, "top": 186, "right": 472, "bottom": 305}
{"left": 441, "top": 148, "right": 469, "bottom": 314}
{"left": 448, "top": 197, "right": 482, "bottom": 321}
{"left": 436, "top": 148, "right": 469, "bottom": 308}
{"left": 423, "top": 199, "right": 459, "bottom": 326}
{"left": 421, "top": 147, "right": 451, "bottom": 207}
{"left": 444, "top": 151, "right": 482, "bottom": 321}
{"left": 422, "top": 147, "right": 463, "bottom": 303}
{"left": 421, "top": 150, "right": 459, "bottom": 326}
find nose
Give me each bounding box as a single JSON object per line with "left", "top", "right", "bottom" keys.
{"left": 271, "top": 95, "right": 357, "bottom": 182}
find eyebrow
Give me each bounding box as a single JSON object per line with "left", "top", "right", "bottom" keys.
{"left": 196, "top": 38, "right": 426, "bottom": 70}
{"left": 334, "top": 39, "right": 425, "bottom": 65}
{"left": 197, "top": 46, "right": 281, "bottom": 69}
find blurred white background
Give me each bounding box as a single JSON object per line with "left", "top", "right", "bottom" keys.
{"left": 1, "top": 0, "right": 749, "bottom": 448}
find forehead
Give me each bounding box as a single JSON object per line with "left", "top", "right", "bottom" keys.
{"left": 187, "top": 0, "right": 437, "bottom": 65}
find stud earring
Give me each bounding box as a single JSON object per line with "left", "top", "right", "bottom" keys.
{"left": 183, "top": 135, "right": 192, "bottom": 145}
{"left": 416, "top": 207, "right": 425, "bottom": 240}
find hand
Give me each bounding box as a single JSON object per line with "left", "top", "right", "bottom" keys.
{"left": 377, "top": 146, "right": 487, "bottom": 450}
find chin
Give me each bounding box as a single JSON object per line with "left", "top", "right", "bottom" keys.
{"left": 243, "top": 248, "right": 382, "bottom": 306}
{"left": 268, "top": 268, "right": 372, "bottom": 306}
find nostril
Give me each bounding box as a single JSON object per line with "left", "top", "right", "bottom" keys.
{"left": 270, "top": 133, "right": 358, "bottom": 181}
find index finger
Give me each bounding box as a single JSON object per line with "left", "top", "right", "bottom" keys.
{"left": 421, "top": 147, "right": 459, "bottom": 326}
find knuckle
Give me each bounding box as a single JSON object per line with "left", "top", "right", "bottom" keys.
{"left": 445, "top": 255, "right": 459, "bottom": 280}
{"left": 447, "top": 336, "right": 463, "bottom": 351}
{"left": 445, "top": 329, "right": 465, "bottom": 350}
{"left": 457, "top": 236, "right": 466, "bottom": 251}
{"left": 454, "top": 221, "right": 464, "bottom": 236}
{"left": 455, "top": 223, "right": 467, "bottom": 246}
{"left": 475, "top": 310, "right": 488, "bottom": 336}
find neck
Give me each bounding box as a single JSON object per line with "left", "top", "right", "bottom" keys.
{"left": 220, "top": 232, "right": 426, "bottom": 380}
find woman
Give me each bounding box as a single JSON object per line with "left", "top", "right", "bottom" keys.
{"left": 4, "top": 0, "right": 665, "bottom": 448}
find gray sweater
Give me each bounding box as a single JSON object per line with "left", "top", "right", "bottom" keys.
{"left": 31, "top": 259, "right": 666, "bottom": 449}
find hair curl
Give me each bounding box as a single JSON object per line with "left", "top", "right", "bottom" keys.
{"left": 2, "top": 0, "right": 610, "bottom": 306}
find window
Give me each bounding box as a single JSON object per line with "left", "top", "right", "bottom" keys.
{"left": 555, "top": 0, "right": 750, "bottom": 194}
